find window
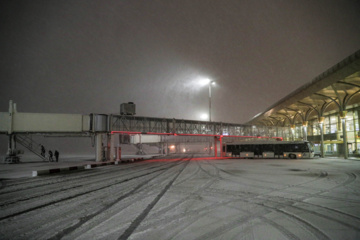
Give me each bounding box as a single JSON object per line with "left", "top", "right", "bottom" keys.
{"left": 330, "top": 123, "right": 337, "bottom": 133}
{"left": 346, "top": 121, "right": 354, "bottom": 131}
{"left": 330, "top": 116, "right": 337, "bottom": 124}
{"left": 313, "top": 124, "right": 320, "bottom": 135}
{"left": 325, "top": 125, "right": 331, "bottom": 134}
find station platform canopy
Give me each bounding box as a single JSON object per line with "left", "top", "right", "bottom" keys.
{"left": 247, "top": 49, "right": 360, "bottom": 126}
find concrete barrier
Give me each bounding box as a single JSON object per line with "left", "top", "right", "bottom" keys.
{"left": 32, "top": 165, "right": 86, "bottom": 177}
{"left": 85, "top": 161, "right": 116, "bottom": 169}
{"left": 121, "top": 158, "right": 144, "bottom": 163}
{"left": 31, "top": 159, "right": 139, "bottom": 177}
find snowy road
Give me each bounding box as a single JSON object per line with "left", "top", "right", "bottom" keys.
{"left": 1, "top": 157, "right": 360, "bottom": 240}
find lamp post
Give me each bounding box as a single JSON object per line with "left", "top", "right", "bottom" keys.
{"left": 209, "top": 81, "right": 215, "bottom": 122}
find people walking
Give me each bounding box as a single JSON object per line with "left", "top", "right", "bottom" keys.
{"left": 48, "top": 150, "right": 53, "bottom": 162}
{"left": 41, "top": 145, "right": 45, "bottom": 157}
{"left": 54, "top": 150, "right": 59, "bottom": 162}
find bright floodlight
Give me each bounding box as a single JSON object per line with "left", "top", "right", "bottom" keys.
{"left": 198, "top": 77, "right": 211, "bottom": 86}
{"left": 200, "top": 113, "right": 208, "bottom": 120}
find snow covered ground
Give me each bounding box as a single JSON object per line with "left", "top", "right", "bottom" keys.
{"left": 0, "top": 156, "right": 360, "bottom": 239}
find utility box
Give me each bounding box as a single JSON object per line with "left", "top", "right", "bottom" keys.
{"left": 120, "top": 102, "right": 136, "bottom": 115}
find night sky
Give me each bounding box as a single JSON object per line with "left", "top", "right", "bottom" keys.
{"left": 1, "top": 1, "right": 360, "bottom": 125}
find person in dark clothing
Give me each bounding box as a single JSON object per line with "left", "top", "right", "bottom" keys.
{"left": 54, "top": 150, "right": 59, "bottom": 162}
{"left": 48, "top": 150, "right": 53, "bottom": 162}
{"left": 41, "top": 145, "right": 45, "bottom": 157}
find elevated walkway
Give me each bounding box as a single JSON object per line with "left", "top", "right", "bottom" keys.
{"left": 109, "top": 115, "right": 287, "bottom": 138}
{"left": 0, "top": 101, "right": 288, "bottom": 163}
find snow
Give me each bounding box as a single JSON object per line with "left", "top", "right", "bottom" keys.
{"left": 0, "top": 157, "right": 360, "bottom": 239}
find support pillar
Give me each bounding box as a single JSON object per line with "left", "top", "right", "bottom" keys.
{"left": 116, "top": 146, "right": 120, "bottom": 161}
{"left": 208, "top": 141, "right": 212, "bottom": 155}
{"left": 7, "top": 134, "right": 16, "bottom": 156}
{"left": 176, "top": 143, "right": 180, "bottom": 154}
{"left": 110, "top": 134, "right": 115, "bottom": 161}
{"left": 219, "top": 136, "right": 223, "bottom": 157}
{"left": 319, "top": 117, "right": 325, "bottom": 158}
{"left": 95, "top": 134, "right": 103, "bottom": 162}
{"left": 353, "top": 111, "right": 358, "bottom": 153}
{"left": 136, "top": 134, "right": 144, "bottom": 155}
{"left": 214, "top": 136, "right": 218, "bottom": 157}
{"left": 302, "top": 121, "right": 308, "bottom": 141}
{"left": 340, "top": 111, "right": 348, "bottom": 159}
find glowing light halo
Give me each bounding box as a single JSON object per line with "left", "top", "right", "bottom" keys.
{"left": 200, "top": 113, "right": 208, "bottom": 120}
{"left": 197, "top": 77, "right": 213, "bottom": 87}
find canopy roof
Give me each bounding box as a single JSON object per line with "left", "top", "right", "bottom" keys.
{"left": 247, "top": 50, "right": 360, "bottom": 126}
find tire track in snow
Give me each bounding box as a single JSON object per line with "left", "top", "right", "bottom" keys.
{"left": 196, "top": 161, "right": 360, "bottom": 229}
{"left": 0, "top": 160, "right": 185, "bottom": 221}
{"left": 258, "top": 216, "right": 301, "bottom": 240}
{"left": 343, "top": 172, "right": 360, "bottom": 194}
{"left": 198, "top": 182, "right": 360, "bottom": 232}
{"left": 261, "top": 197, "right": 360, "bottom": 231}
{"left": 195, "top": 209, "right": 270, "bottom": 240}
{"left": 134, "top": 161, "right": 233, "bottom": 233}
{"left": 118, "top": 159, "right": 190, "bottom": 240}
{"left": 287, "top": 171, "right": 360, "bottom": 203}
{"left": 262, "top": 204, "right": 330, "bottom": 240}
{"left": 0, "top": 160, "right": 180, "bottom": 206}
{"left": 46, "top": 158, "right": 190, "bottom": 240}
{"left": 174, "top": 186, "right": 329, "bottom": 240}
{"left": 200, "top": 186, "right": 359, "bottom": 237}
{"left": 216, "top": 163, "right": 328, "bottom": 192}
{"left": 215, "top": 162, "right": 360, "bottom": 204}
{"left": 62, "top": 158, "right": 196, "bottom": 239}
{"left": 0, "top": 160, "right": 175, "bottom": 194}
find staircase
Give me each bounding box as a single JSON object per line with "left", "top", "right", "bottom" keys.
{"left": 16, "top": 135, "right": 48, "bottom": 161}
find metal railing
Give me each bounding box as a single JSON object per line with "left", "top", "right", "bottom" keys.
{"left": 110, "top": 115, "right": 290, "bottom": 139}
{"left": 16, "top": 135, "right": 47, "bottom": 161}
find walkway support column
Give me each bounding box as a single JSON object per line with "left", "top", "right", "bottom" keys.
{"left": 110, "top": 134, "right": 115, "bottom": 161}
{"left": 7, "top": 134, "right": 16, "bottom": 156}
{"left": 319, "top": 117, "right": 325, "bottom": 158}
{"left": 214, "top": 136, "right": 218, "bottom": 157}
{"left": 136, "top": 134, "right": 144, "bottom": 155}
{"left": 208, "top": 141, "right": 212, "bottom": 155}
{"left": 219, "top": 136, "right": 223, "bottom": 157}
{"left": 302, "top": 121, "right": 308, "bottom": 141}
{"left": 95, "top": 133, "right": 103, "bottom": 162}
{"left": 340, "top": 111, "right": 348, "bottom": 159}
{"left": 116, "top": 145, "right": 121, "bottom": 161}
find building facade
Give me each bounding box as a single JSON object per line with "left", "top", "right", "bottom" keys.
{"left": 247, "top": 50, "right": 360, "bottom": 159}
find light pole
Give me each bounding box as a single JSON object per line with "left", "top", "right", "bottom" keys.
{"left": 209, "top": 81, "right": 215, "bottom": 122}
